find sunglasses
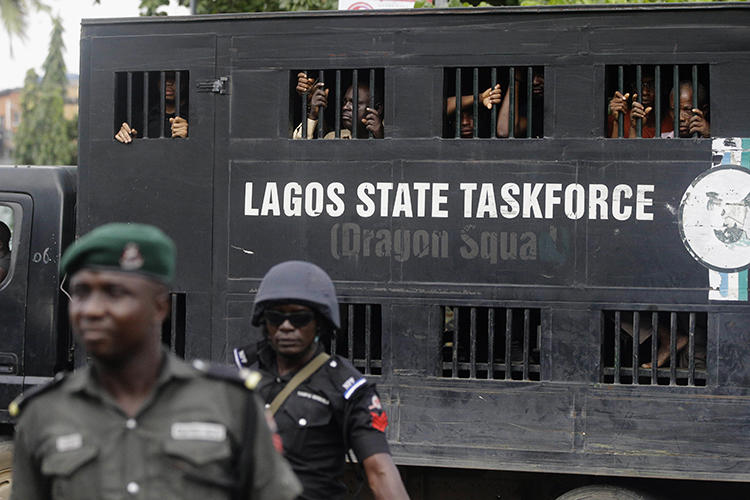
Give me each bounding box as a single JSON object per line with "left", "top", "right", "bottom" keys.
{"left": 264, "top": 309, "right": 315, "bottom": 328}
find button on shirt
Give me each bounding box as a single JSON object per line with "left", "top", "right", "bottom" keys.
{"left": 11, "top": 351, "right": 301, "bottom": 500}
{"left": 256, "top": 342, "right": 390, "bottom": 500}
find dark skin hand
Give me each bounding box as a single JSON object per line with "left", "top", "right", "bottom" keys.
{"left": 361, "top": 107, "right": 384, "bottom": 138}
{"left": 626, "top": 93, "right": 653, "bottom": 138}
{"left": 688, "top": 108, "right": 710, "bottom": 137}
{"left": 307, "top": 82, "right": 329, "bottom": 121}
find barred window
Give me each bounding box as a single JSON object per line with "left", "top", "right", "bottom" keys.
{"left": 443, "top": 66, "right": 544, "bottom": 139}
{"left": 601, "top": 310, "right": 708, "bottom": 386}
{"left": 441, "top": 306, "right": 541, "bottom": 381}
{"left": 114, "top": 70, "right": 189, "bottom": 140}
{"left": 605, "top": 64, "right": 709, "bottom": 139}
{"left": 329, "top": 303, "right": 382, "bottom": 375}
{"left": 291, "top": 69, "right": 385, "bottom": 140}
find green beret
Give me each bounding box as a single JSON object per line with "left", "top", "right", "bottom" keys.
{"left": 60, "top": 223, "right": 175, "bottom": 283}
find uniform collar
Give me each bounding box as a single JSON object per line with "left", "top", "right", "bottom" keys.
{"left": 67, "top": 349, "right": 196, "bottom": 398}
{"left": 257, "top": 339, "right": 326, "bottom": 377}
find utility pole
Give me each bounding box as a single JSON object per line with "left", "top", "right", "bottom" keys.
{"left": 190, "top": 0, "right": 197, "bottom": 14}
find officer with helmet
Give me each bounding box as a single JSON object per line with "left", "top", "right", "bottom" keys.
{"left": 234, "top": 260, "right": 408, "bottom": 500}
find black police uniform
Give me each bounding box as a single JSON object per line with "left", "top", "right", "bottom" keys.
{"left": 236, "top": 340, "right": 390, "bottom": 500}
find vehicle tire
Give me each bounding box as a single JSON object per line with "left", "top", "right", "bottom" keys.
{"left": 0, "top": 440, "right": 12, "bottom": 500}
{"left": 555, "top": 485, "right": 655, "bottom": 500}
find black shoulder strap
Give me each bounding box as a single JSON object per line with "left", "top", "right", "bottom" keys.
{"left": 9, "top": 372, "right": 67, "bottom": 419}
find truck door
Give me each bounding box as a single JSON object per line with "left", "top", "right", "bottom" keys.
{"left": 78, "top": 31, "right": 218, "bottom": 357}
{"left": 0, "top": 194, "right": 32, "bottom": 378}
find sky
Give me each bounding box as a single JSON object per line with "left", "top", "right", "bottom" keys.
{"left": 0, "top": 0, "right": 190, "bottom": 91}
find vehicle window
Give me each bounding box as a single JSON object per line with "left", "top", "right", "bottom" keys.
{"left": 0, "top": 204, "right": 15, "bottom": 284}
{"left": 290, "top": 68, "right": 385, "bottom": 140}
{"left": 442, "top": 305, "right": 541, "bottom": 381}
{"left": 601, "top": 310, "right": 708, "bottom": 387}
{"left": 114, "top": 70, "right": 190, "bottom": 141}
{"left": 605, "top": 64, "right": 710, "bottom": 139}
{"left": 443, "top": 66, "right": 544, "bottom": 139}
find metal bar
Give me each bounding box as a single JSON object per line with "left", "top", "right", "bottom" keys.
{"left": 159, "top": 71, "right": 165, "bottom": 138}
{"left": 452, "top": 308, "right": 459, "bottom": 377}
{"left": 335, "top": 70, "right": 341, "bottom": 139}
{"left": 175, "top": 71, "right": 181, "bottom": 118}
{"left": 692, "top": 64, "right": 698, "bottom": 139}
{"left": 673, "top": 65, "right": 680, "bottom": 139}
{"left": 651, "top": 312, "right": 658, "bottom": 384}
{"left": 317, "top": 70, "right": 324, "bottom": 139}
{"left": 487, "top": 308, "right": 495, "bottom": 379}
{"left": 509, "top": 67, "right": 516, "bottom": 138}
{"left": 301, "top": 72, "right": 308, "bottom": 140}
{"left": 632, "top": 311, "right": 640, "bottom": 384}
{"left": 635, "top": 65, "right": 642, "bottom": 138}
{"left": 143, "top": 72, "right": 149, "bottom": 137}
{"left": 365, "top": 304, "right": 372, "bottom": 375}
{"left": 352, "top": 69, "right": 359, "bottom": 139}
{"left": 472, "top": 67, "right": 479, "bottom": 138}
{"left": 688, "top": 312, "right": 696, "bottom": 386}
{"left": 504, "top": 308, "right": 512, "bottom": 380}
{"left": 526, "top": 66, "right": 533, "bottom": 138}
{"left": 669, "top": 312, "right": 677, "bottom": 385}
{"left": 655, "top": 65, "right": 661, "bottom": 137}
{"left": 369, "top": 69, "right": 375, "bottom": 139}
{"left": 348, "top": 304, "right": 354, "bottom": 361}
{"left": 617, "top": 65, "right": 624, "bottom": 138}
{"left": 523, "top": 309, "right": 530, "bottom": 380}
{"left": 126, "top": 72, "right": 133, "bottom": 127}
{"left": 614, "top": 311, "right": 621, "bottom": 383}
{"left": 490, "top": 67, "right": 497, "bottom": 138}
{"left": 455, "top": 68, "right": 461, "bottom": 139}
{"left": 469, "top": 308, "right": 477, "bottom": 378}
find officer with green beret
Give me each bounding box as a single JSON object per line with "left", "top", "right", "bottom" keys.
{"left": 10, "top": 222, "right": 301, "bottom": 500}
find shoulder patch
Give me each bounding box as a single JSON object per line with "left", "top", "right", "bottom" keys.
{"left": 192, "top": 359, "right": 260, "bottom": 391}
{"left": 9, "top": 372, "right": 67, "bottom": 418}
{"left": 326, "top": 355, "right": 369, "bottom": 399}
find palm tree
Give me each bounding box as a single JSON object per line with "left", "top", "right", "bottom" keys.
{"left": 1, "top": 0, "right": 49, "bottom": 52}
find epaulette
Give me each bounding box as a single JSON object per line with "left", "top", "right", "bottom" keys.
{"left": 325, "top": 355, "right": 370, "bottom": 401}
{"left": 232, "top": 344, "right": 258, "bottom": 370}
{"left": 8, "top": 371, "right": 68, "bottom": 418}
{"left": 192, "top": 359, "right": 262, "bottom": 391}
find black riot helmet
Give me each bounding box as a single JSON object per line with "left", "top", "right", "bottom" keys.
{"left": 251, "top": 260, "right": 340, "bottom": 329}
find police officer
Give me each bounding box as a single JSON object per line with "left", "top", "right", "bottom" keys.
{"left": 233, "top": 261, "right": 409, "bottom": 500}
{"left": 10, "top": 223, "right": 301, "bottom": 500}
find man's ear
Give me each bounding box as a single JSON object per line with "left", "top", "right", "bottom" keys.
{"left": 153, "top": 285, "right": 171, "bottom": 324}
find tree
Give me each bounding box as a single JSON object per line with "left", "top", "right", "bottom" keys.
{"left": 13, "top": 69, "right": 41, "bottom": 164}
{"left": 13, "top": 17, "right": 76, "bottom": 165}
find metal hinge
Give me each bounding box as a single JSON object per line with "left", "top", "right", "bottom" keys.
{"left": 196, "top": 76, "right": 229, "bottom": 94}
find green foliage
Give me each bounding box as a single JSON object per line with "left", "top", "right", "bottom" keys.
{"left": 13, "top": 17, "right": 76, "bottom": 165}
{"left": 414, "top": 0, "right": 492, "bottom": 7}
{"left": 520, "top": 0, "right": 738, "bottom": 4}
{"left": 1, "top": 0, "right": 50, "bottom": 52}
{"left": 13, "top": 69, "right": 40, "bottom": 165}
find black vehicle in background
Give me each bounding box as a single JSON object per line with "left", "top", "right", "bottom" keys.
{"left": 2, "top": 4, "right": 750, "bottom": 498}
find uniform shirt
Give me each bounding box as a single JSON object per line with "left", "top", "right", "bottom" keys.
{"left": 253, "top": 342, "right": 390, "bottom": 500}
{"left": 11, "top": 351, "right": 301, "bottom": 500}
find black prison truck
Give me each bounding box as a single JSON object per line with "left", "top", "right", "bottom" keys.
{"left": 3, "top": 4, "right": 750, "bottom": 499}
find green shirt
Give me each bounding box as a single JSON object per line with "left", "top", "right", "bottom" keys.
{"left": 11, "top": 352, "right": 301, "bottom": 500}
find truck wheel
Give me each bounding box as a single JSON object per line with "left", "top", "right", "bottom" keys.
{"left": 0, "top": 440, "right": 12, "bottom": 500}
{"left": 555, "top": 485, "right": 655, "bottom": 500}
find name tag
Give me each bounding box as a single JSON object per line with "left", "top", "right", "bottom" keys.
{"left": 171, "top": 422, "right": 227, "bottom": 442}
{"left": 56, "top": 433, "right": 82, "bottom": 452}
